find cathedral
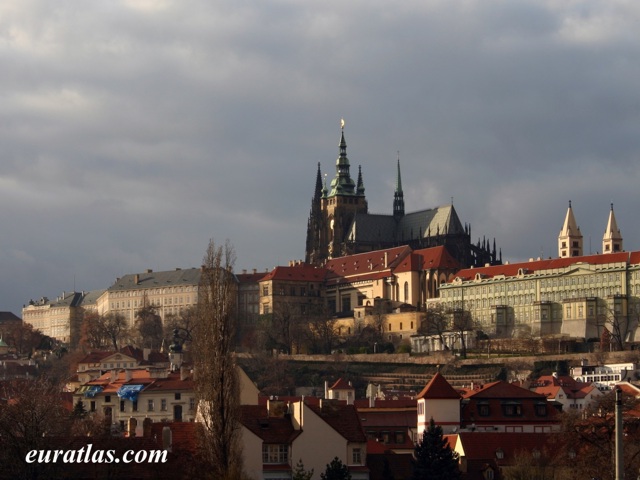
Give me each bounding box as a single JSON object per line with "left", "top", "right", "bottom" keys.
{"left": 305, "top": 124, "right": 501, "bottom": 268}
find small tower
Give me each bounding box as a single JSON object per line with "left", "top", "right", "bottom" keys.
{"left": 393, "top": 153, "right": 405, "bottom": 219}
{"left": 558, "top": 201, "right": 583, "bottom": 258}
{"left": 602, "top": 203, "right": 623, "bottom": 253}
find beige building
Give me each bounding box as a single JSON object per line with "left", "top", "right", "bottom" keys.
{"left": 439, "top": 250, "right": 640, "bottom": 342}
{"left": 258, "top": 262, "right": 327, "bottom": 317}
{"left": 95, "top": 268, "right": 204, "bottom": 325}
{"left": 22, "top": 289, "right": 104, "bottom": 345}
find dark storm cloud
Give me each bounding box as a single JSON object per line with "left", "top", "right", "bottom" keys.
{"left": 1, "top": 0, "right": 640, "bottom": 315}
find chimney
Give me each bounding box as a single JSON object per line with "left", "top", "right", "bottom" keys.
{"left": 143, "top": 348, "right": 150, "bottom": 361}
{"left": 252, "top": 268, "right": 257, "bottom": 274}
{"left": 146, "top": 269, "right": 153, "bottom": 273}
{"left": 125, "top": 369, "right": 132, "bottom": 382}
{"left": 134, "top": 274, "right": 139, "bottom": 285}
{"left": 384, "top": 252, "right": 388, "bottom": 268}
{"left": 111, "top": 369, "right": 117, "bottom": 381}
{"left": 267, "top": 399, "right": 286, "bottom": 418}
{"left": 324, "top": 380, "right": 329, "bottom": 399}
{"left": 162, "top": 426, "right": 173, "bottom": 452}
{"left": 127, "top": 417, "right": 138, "bottom": 437}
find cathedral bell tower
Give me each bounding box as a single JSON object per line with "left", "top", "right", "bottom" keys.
{"left": 304, "top": 120, "right": 368, "bottom": 265}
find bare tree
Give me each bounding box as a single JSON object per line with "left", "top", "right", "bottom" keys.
{"left": 102, "top": 313, "right": 129, "bottom": 351}
{"left": 596, "top": 304, "right": 631, "bottom": 352}
{"left": 0, "top": 378, "right": 70, "bottom": 479}
{"left": 134, "top": 301, "right": 163, "bottom": 349}
{"left": 78, "top": 310, "right": 108, "bottom": 351}
{"left": 193, "top": 239, "right": 243, "bottom": 480}
{"left": 305, "top": 314, "right": 339, "bottom": 354}
{"left": 164, "top": 306, "right": 197, "bottom": 352}
{"left": 3, "top": 322, "right": 44, "bottom": 357}
{"left": 451, "top": 308, "right": 477, "bottom": 359}
{"left": 419, "top": 303, "right": 451, "bottom": 350}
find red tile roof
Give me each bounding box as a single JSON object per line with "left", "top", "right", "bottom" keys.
{"left": 463, "top": 381, "right": 547, "bottom": 400}
{"left": 307, "top": 402, "right": 367, "bottom": 443}
{"left": 330, "top": 378, "right": 353, "bottom": 390}
{"left": 451, "top": 432, "right": 559, "bottom": 466}
{"left": 414, "top": 246, "right": 462, "bottom": 270}
{"left": 325, "top": 246, "right": 412, "bottom": 279}
{"left": 148, "top": 421, "right": 198, "bottom": 453}
{"left": 260, "top": 264, "right": 328, "bottom": 282}
{"left": 453, "top": 251, "right": 633, "bottom": 282}
{"left": 239, "top": 405, "right": 302, "bottom": 444}
{"left": 417, "top": 373, "right": 462, "bottom": 400}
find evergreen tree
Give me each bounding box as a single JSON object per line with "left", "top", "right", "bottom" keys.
{"left": 412, "top": 418, "right": 461, "bottom": 480}
{"left": 292, "top": 459, "right": 314, "bottom": 480}
{"left": 71, "top": 399, "right": 87, "bottom": 419}
{"left": 321, "top": 457, "right": 352, "bottom": 480}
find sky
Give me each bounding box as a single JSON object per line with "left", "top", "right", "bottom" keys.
{"left": 2, "top": 0, "right": 640, "bottom": 316}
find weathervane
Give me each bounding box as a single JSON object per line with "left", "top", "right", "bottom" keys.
{"left": 340, "top": 118, "right": 345, "bottom": 130}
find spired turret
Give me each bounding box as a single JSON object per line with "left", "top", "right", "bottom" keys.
{"left": 558, "top": 201, "right": 583, "bottom": 258}
{"left": 602, "top": 203, "right": 623, "bottom": 253}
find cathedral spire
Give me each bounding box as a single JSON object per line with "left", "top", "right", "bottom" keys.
{"left": 393, "top": 152, "right": 405, "bottom": 219}
{"left": 357, "top": 165, "right": 365, "bottom": 195}
{"left": 313, "top": 162, "right": 323, "bottom": 203}
{"left": 558, "top": 201, "right": 583, "bottom": 258}
{"left": 328, "top": 120, "right": 356, "bottom": 196}
{"left": 602, "top": 203, "right": 623, "bottom": 253}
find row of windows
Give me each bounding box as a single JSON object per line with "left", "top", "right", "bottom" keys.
{"left": 110, "top": 286, "right": 196, "bottom": 298}
{"left": 91, "top": 394, "right": 195, "bottom": 413}
{"left": 444, "top": 272, "right": 632, "bottom": 299}
{"left": 111, "top": 296, "right": 193, "bottom": 309}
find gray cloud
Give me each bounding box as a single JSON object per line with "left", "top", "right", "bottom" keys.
{"left": 2, "top": 0, "right": 640, "bottom": 316}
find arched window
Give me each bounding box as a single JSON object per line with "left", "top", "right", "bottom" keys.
{"left": 404, "top": 282, "right": 409, "bottom": 303}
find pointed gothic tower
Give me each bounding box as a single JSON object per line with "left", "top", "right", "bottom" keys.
{"left": 305, "top": 121, "right": 368, "bottom": 264}
{"left": 393, "top": 153, "right": 405, "bottom": 219}
{"left": 305, "top": 163, "right": 325, "bottom": 264}
{"left": 602, "top": 203, "right": 623, "bottom": 253}
{"left": 558, "top": 201, "right": 583, "bottom": 258}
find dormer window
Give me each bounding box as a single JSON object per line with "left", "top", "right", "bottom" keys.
{"left": 495, "top": 448, "right": 504, "bottom": 459}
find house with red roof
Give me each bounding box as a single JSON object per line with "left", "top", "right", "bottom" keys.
{"left": 530, "top": 374, "right": 602, "bottom": 411}
{"left": 239, "top": 398, "right": 369, "bottom": 479}
{"left": 416, "top": 372, "right": 461, "bottom": 434}
{"left": 447, "top": 431, "right": 563, "bottom": 480}
{"left": 460, "top": 381, "right": 561, "bottom": 433}
{"left": 73, "top": 367, "right": 195, "bottom": 433}
{"left": 327, "top": 377, "right": 356, "bottom": 404}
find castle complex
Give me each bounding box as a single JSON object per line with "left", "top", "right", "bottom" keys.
{"left": 21, "top": 126, "right": 640, "bottom": 353}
